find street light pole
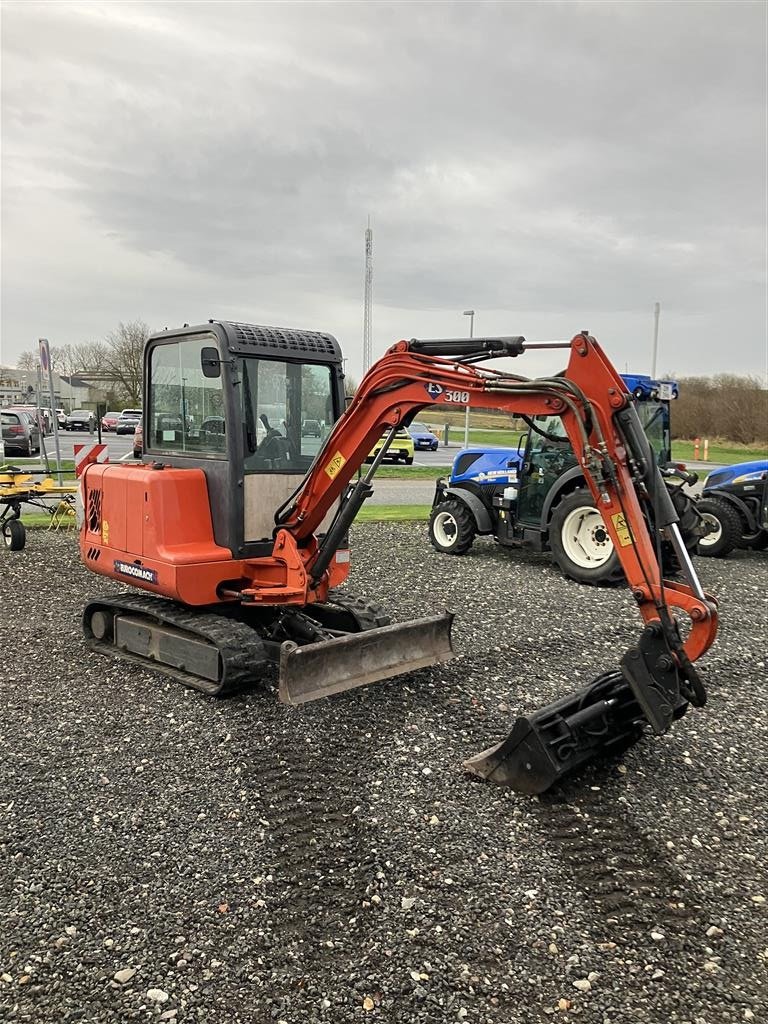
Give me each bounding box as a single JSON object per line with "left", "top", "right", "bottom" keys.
{"left": 651, "top": 301, "right": 661, "bottom": 379}
{"left": 462, "top": 310, "right": 474, "bottom": 448}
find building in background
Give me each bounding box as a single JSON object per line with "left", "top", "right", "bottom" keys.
{"left": 0, "top": 366, "right": 106, "bottom": 413}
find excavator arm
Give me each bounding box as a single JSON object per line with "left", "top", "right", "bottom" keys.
{"left": 275, "top": 332, "right": 715, "bottom": 659}
{"left": 268, "top": 331, "right": 717, "bottom": 789}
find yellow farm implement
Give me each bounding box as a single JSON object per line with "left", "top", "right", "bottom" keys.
{"left": 0, "top": 468, "right": 78, "bottom": 550}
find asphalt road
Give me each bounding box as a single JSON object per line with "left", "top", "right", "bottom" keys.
{"left": 39, "top": 431, "right": 724, "bottom": 472}
{"left": 38, "top": 429, "right": 139, "bottom": 462}
{"left": 34, "top": 432, "right": 459, "bottom": 466}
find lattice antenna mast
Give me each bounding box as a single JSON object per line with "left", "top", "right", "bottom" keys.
{"left": 363, "top": 217, "right": 373, "bottom": 372}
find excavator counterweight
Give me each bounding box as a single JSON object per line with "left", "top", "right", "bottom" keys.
{"left": 79, "top": 321, "right": 718, "bottom": 792}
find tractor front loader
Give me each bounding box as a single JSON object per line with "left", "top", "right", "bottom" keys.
{"left": 79, "top": 322, "right": 718, "bottom": 793}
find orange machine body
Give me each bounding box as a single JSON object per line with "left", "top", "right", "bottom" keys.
{"left": 80, "top": 463, "right": 349, "bottom": 606}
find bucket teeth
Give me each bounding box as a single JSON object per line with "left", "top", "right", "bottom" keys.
{"left": 278, "top": 612, "right": 455, "bottom": 705}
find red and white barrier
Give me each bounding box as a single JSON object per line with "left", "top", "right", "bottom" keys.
{"left": 693, "top": 437, "right": 700, "bottom": 459}
{"left": 74, "top": 443, "right": 109, "bottom": 477}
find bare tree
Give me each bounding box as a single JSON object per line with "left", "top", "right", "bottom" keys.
{"left": 672, "top": 374, "right": 767, "bottom": 444}
{"left": 52, "top": 344, "right": 82, "bottom": 378}
{"left": 15, "top": 350, "right": 37, "bottom": 371}
{"left": 74, "top": 341, "right": 109, "bottom": 372}
{"left": 104, "top": 320, "right": 150, "bottom": 405}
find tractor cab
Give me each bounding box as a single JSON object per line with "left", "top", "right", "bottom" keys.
{"left": 512, "top": 373, "right": 676, "bottom": 533}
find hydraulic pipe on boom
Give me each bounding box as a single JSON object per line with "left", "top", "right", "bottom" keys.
{"left": 276, "top": 331, "right": 716, "bottom": 665}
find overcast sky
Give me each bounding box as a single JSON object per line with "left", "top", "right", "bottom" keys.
{"left": 1, "top": 1, "right": 766, "bottom": 383}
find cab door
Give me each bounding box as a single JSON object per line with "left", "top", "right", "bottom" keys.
{"left": 516, "top": 416, "right": 576, "bottom": 527}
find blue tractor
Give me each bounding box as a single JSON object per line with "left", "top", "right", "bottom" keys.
{"left": 429, "top": 375, "right": 699, "bottom": 584}
{"left": 696, "top": 459, "right": 768, "bottom": 557}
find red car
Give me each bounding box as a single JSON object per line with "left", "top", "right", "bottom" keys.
{"left": 101, "top": 411, "right": 121, "bottom": 432}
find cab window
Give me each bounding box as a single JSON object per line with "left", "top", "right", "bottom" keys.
{"left": 149, "top": 337, "right": 226, "bottom": 455}
{"left": 239, "top": 358, "right": 335, "bottom": 473}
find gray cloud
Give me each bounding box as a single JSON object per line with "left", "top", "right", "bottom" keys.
{"left": 1, "top": 1, "right": 765, "bottom": 382}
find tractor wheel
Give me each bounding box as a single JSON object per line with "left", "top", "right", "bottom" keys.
{"left": 2, "top": 519, "right": 26, "bottom": 551}
{"left": 429, "top": 499, "right": 476, "bottom": 555}
{"left": 549, "top": 490, "right": 624, "bottom": 585}
{"left": 696, "top": 497, "right": 742, "bottom": 558}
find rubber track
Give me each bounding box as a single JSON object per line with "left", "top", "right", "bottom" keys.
{"left": 321, "top": 588, "right": 391, "bottom": 630}
{"left": 83, "top": 593, "right": 269, "bottom": 697}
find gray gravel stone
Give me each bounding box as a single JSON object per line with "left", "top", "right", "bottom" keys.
{"left": 0, "top": 529, "right": 766, "bottom": 1022}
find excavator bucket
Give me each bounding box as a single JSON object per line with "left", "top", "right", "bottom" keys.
{"left": 463, "top": 673, "right": 648, "bottom": 794}
{"left": 278, "top": 612, "right": 455, "bottom": 705}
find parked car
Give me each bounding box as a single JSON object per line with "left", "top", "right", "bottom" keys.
{"left": 116, "top": 409, "right": 142, "bottom": 435}
{"left": 366, "top": 428, "right": 414, "bottom": 465}
{"left": 102, "top": 411, "right": 121, "bottom": 432}
{"left": 409, "top": 421, "right": 439, "bottom": 451}
{"left": 56, "top": 408, "right": 67, "bottom": 429}
{"left": 133, "top": 422, "right": 143, "bottom": 459}
{"left": 65, "top": 409, "right": 95, "bottom": 431}
{"left": 1, "top": 409, "right": 41, "bottom": 456}
{"left": 9, "top": 405, "right": 51, "bottom": 434}
{"left": 302, "top": 419, "right": 322, "bottom": 437}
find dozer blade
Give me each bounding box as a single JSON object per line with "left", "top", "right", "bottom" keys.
{"left": 278, "top": 612, "right": 455, "bottom": 705}
{"left": 463, "top": 673, "right": 648, "bottom": 794}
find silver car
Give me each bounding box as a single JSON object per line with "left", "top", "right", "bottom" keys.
{"left": 2, "top": 409, "right": 41, "bottom": 456}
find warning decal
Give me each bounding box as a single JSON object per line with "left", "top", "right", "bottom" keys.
{"left": 324, "top": 451, "right": 347, "bottom": 480}
{"left": 611, "top": 511, "right": 633, "bottom": 547}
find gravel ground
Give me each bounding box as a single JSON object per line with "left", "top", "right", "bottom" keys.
{"left": 1, "top": 529, "right": 766, "bottom": 1024}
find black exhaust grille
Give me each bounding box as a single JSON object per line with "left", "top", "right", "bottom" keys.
{"left": 229, "top": 322, "right": 339, "bottom": 357}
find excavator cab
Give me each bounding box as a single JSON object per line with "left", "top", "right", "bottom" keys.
{"left": 142, "top": 322, "right": 346, "bottom": 559}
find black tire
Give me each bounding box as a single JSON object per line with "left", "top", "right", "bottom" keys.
{"left": 404, "top": 456, "right": 414, "bottom": 465}
{"left": 2, "top": 519, "right": 26, "bottom": 551}
{"left": 429, "top": 499, "right": 476, "bottom": 555}
{"left": 549, "top": 490, "right": 624, "bottom": 585}
{"left": 133, "top": 450, "right": 141, "bottom": 460}
{"left": 696, "top": 497, "right": 743, "bottom": 558}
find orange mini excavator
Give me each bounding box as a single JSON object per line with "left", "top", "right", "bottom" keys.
{"left": 79, "top": 322, "right": 717, "bottom": 793}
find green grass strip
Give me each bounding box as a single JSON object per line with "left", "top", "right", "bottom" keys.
{"left": 671, "top": 441, "right": 767, "bottom": 465}
{"left": 355, "top": 504, "right": 431, "bottom": 522}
